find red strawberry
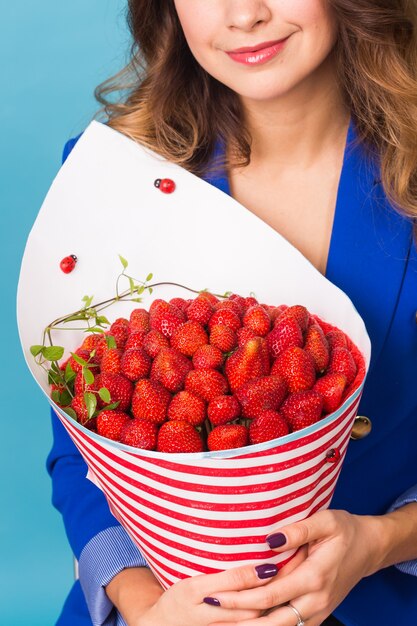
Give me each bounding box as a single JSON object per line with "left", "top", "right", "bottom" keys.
{"left": 157, "top": 420, "right": 204, "bottom": 453}
{"left": 209, "top": 324, "right": 237, "bottom": 352}
{"left": 129, "top": 308, "right": 150, "bottom": 333}
{"left": 325, "top": 329, "right": 348, "bottom": 350}
{"left": 237, "top": 327, "right": 257, "bottom": 347}
{"left": 198, "top": 291, "right": 220, "bottom": 307}
{"left": 304, "top": 324, "right": 330, "bottom": 373}
{"left": 328, "top": 347, "right": 357, "bottom": 384}
{"left": 236, "top": 375, "right": 287, "bottom": 419}
{"left": 225, "top": 337, "right": 269, "bottom": 393}
{"left": 95, "top": 373, "right": 133, "bottom": 411}
{"left": 100, "top": 348, "right": 123, "bottom": 374}
{"left": 151, "top": 348, "right": 192, "bottom": 393}
{"left": 119, "top": 418, "right": 158, "bottom": 449}
{"left": 243, "top": 305, "right": 271, "bottom": 337}
{"left": 281, "top": 390, "right": 323, "bottom": 431}
{"left": 74, "top": 371, "right": 98, "bottom": 396}
{"left": 185, "top": 369, "right": 229, "bottom": 402}
{"left": 124, "top": 331, "right": 146, "bottom": 351}
{"left": 314, "top": 372, "right": 347, "bottom": 414}
{"left": 109, "top": 318, "right": 130, "bottom": 349}
{"left": 131, "top": 379, "right": 171, "bottom": 424}
{"left": 207, "top": 424, "right": 249, "bottom": 451}
{"left": 192, "top": 344, "right": 224, "bottom": 370}
{"left": 186, "top": 296, "right": 214, "bottom": 326}
{"left": 207, "top": 395, "right": 241, "bottom": 426}
{"left": 71, "top": 394, "right": 89, "bottom": 424}
{"left": 228, "top": 293, "right": 246, "bottom": 316}
{"left": 277, "top": 305, "right": 309, "bottom": 332}
{"left": 243, "top": 296, "right": 258, "bottom": 312}
{"left": 208, "top": 308, "right": 241, "bottom": 333}
{"left": 272, "top": 347, "right": 316, "bottom": 393}
{"left": 96, "top": 410, "right": 130, "bottom": 441}
{"left": 171, "top": 321, "right": 208, "bottom": 356}
{"left": 267, "top": 316, "right": 303, "bottom": 359}
{"left": 168, "top": 390, "right": 206, "bottom": 426}
{"left": 121, "top": 348, "right": 152, "bottom": 381}
{"left": 169, "top": 297, "right": 189, "bottom": 313}
{"left": 249, "top": 410, "right": 289, "bottom": 444}
{"left": 68, "top": 349, "right": 95, "bottom": 374}
{"left": 143, "top": 329, "right": 170, "bottom": 358}
{"left": 81, "top": 334, "right": 107, "bottom": 361}
{"left": 214, "top": 299, "right": 243, "bottom": 319}
{"left": 150, "top": 300, "right": 186, "bottom": 338}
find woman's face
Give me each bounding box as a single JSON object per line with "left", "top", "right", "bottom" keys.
{"left": 173, "top": 0, "right": 338, "bottom": 102}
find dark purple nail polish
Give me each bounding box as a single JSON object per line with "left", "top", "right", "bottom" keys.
{"left": 203, "top": 597, "right": 221, "bottom": 607}
{"left": 255, "top": 563, "right": 279, "bottom": 579}
{"left": 267, "top": 532, "right": 287, "bottom": 549}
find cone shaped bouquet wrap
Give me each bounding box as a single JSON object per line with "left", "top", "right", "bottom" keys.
{"left": 17, "top": 122, "right": 371, "bottom": 589}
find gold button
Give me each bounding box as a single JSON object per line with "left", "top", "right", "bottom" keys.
{"left": 350, "top": 416, "right": 372, "bottom": 440}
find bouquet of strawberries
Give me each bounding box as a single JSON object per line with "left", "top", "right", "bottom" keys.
{"left": 52, "top": 290, "right": 365, "bottom": 457}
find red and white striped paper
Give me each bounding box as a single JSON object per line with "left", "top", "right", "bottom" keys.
{"left": 56, "top": 391, "right": 361, "bottom": 589}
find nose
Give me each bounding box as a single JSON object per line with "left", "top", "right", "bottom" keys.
{"left": 226, "top": 0, "right": 272, "bottom": 32}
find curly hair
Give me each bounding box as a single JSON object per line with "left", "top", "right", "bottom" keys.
{"left": 95, "top": 0, "right": 417, "bottom": 225}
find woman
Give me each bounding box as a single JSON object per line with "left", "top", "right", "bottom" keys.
{"left": 48, "top": 1, "right": 417, "bottom": 624}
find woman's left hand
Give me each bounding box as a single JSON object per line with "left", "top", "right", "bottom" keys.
{"left": 208, "top": 509, "right": 385, "bottom": 626}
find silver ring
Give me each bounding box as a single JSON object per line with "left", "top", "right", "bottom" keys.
{"left": 287, "top": 602, "right": 305, "bottom": 626}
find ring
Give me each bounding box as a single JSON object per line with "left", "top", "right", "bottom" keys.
{"left": 287, "top": 602, "right": 305, "bottom": 626}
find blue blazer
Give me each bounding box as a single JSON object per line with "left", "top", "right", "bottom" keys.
{"left": 49, "top": 120, "right": 417, "bottom": 625}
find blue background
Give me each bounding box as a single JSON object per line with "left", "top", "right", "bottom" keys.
{"left": 0, "top": 2, "right": 130, "bottom": 623}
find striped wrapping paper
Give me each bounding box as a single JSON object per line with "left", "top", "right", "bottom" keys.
{"left": 55, "top": 389, "right": 361, "bottom": 589}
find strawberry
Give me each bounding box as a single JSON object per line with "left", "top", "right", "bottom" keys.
{"left": 328, "top": 347, "right": 357, "bottom": 384}
{"left": 208, "top": 308, "right": 241, "bottom": 333}
{"left": 225, "top": 337, "right": 269, "bottom": 393}
{"left": 119, "top": 418, "right": 158, "bottom": 449}
{"left": 143, "top": 329, "right": 170, "bottom": 359}
{"left": 74, "top": 370, "right": 98, "bottom": 396}
{"left": 168, "top": 390, "right": 206, "bottom": 426}
{"left": 129, "top": 308, "right": 150, "bottom": 333}
{"left": 243, "top": 305, "right": 271, "bottom": 337}
{"left": 249, "top": 410, "right": 289, "bottom": 444}
{"left": 186, "top": 295, "right": 214, "bottom": 326}
{"left": 272, "top": 347, "right": 316, "bottom": 393}
{"left": 150, "top": 300, "right": 186, "bottom": 338}
{"left": 243, "top": 296, "right": 259, "bottom": 312}
{"left": 71, "top": 394, "right": 89, "bottom": 424}
{"left": 207, "top": 424, "right": 249, "bottom": 451}
{"left": 314, "top": 372, "right": 347, "bottom": 414}
{"left": 109, "top": 318, "right": 130, "bottom": 349}
{"left": 192, "top": 344, "right": 224, "bottom": 370}
{"left": 95, "top": 372, "right": 133, "bottom": 411}
{"left": 169, "top": 297, "right": 189, "bottom": 313}
{"left": 237, "top": 327, "right": 257, "bottom": 347}
{"left": 304, "top": 324, "right": 330, "bottom": 373}
{"left": 100, "top": 348, "right": 123, "bottom": 374}
{"left": 171, "top": 321, "right": 208, "bottom": 356}
{"left": 235, "top": 375, "right": 287, "bottom": 419}
{"left": 214, "top": 299, "right": 243, "bottom": 319}
{"left": 96, "top": 410, "right": 130, "bottom": 441}
{"left": 157, "top": 420, "right": 204, "bottom": 453}
{"left": 277, "top": 305, "right": 309, "bottom": 332}
{"left": 280, "top": 390, "right": 323, "bottom": 431}
{"left": 325, "top": 329, "right": 348, "bottom": 350}
{"left": 121, "top": 348, "right": 152, "bottom": 381}
{"left": 151, "top": 348, "right": 192, "bottom": 393}
{"left": 124, "top": 331, "right": 146, "bottom": 351}
{"left": 131, "top": 379, "right": 171, "bottom": 424}
{"left": 207, "top": 395, "right": 241, "bottom": 426}
{"left": 209, "top": 324, "right": 237, "bottom": 352}
{"left": 185, "top": 369, "right": 229, "bottom": 402}
{"left": 68, "top": 349, "right": 95, "bottom": 374}
{"left": 267, "top": 316, "right": 303, "bottom": 359}
{"left": 198, "top": 292, "right": 220, "bottom": 307}
{"left": 227, "top": 294, "right": 246, "bottom": 316}
{"left": 81, "top": 334, "right": 107, "bottom": 361}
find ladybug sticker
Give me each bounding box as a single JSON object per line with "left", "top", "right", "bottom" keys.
{"left": 60, "top": 254, "right": 77, "bottom": 274}
{"left": 154, "top": 178, "right": 176, "bottom": 194}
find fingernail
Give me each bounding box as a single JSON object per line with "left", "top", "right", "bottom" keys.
{"left": 267, "top": 532, "right": 287, "bottom": 549}
{"left": 255, "top": 563, "right": 279, "bottom": 579}
{"left": 203, "top": 597, "right": 221, "bottom": 607}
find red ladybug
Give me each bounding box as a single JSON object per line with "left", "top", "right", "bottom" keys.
{"left": 154, "top": 178, "right": 176, "bottom": 194}
{"left": 60, "top": 254, "right": 77, "bottom": 274}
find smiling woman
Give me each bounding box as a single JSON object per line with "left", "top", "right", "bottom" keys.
{"left": 45, "top": 1, "right": 417, "bottom": 625}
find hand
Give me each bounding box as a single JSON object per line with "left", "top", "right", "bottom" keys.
{"left": 206, "top": 509, "right": 385, "bottom": 626}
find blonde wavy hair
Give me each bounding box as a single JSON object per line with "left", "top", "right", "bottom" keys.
{"left": 95, "top": 0, "right": 417, "bottom": 227}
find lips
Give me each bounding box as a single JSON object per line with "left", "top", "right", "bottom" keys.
{"left": 228, "top": 38, "right": 288, "bottom": 54}
{"left": 226, "top": 37, "right": 290, "bottom": 66}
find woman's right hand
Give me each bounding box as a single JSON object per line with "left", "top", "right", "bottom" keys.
{"left": 107, "top": 562, "right": 281, "bottom": 626}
